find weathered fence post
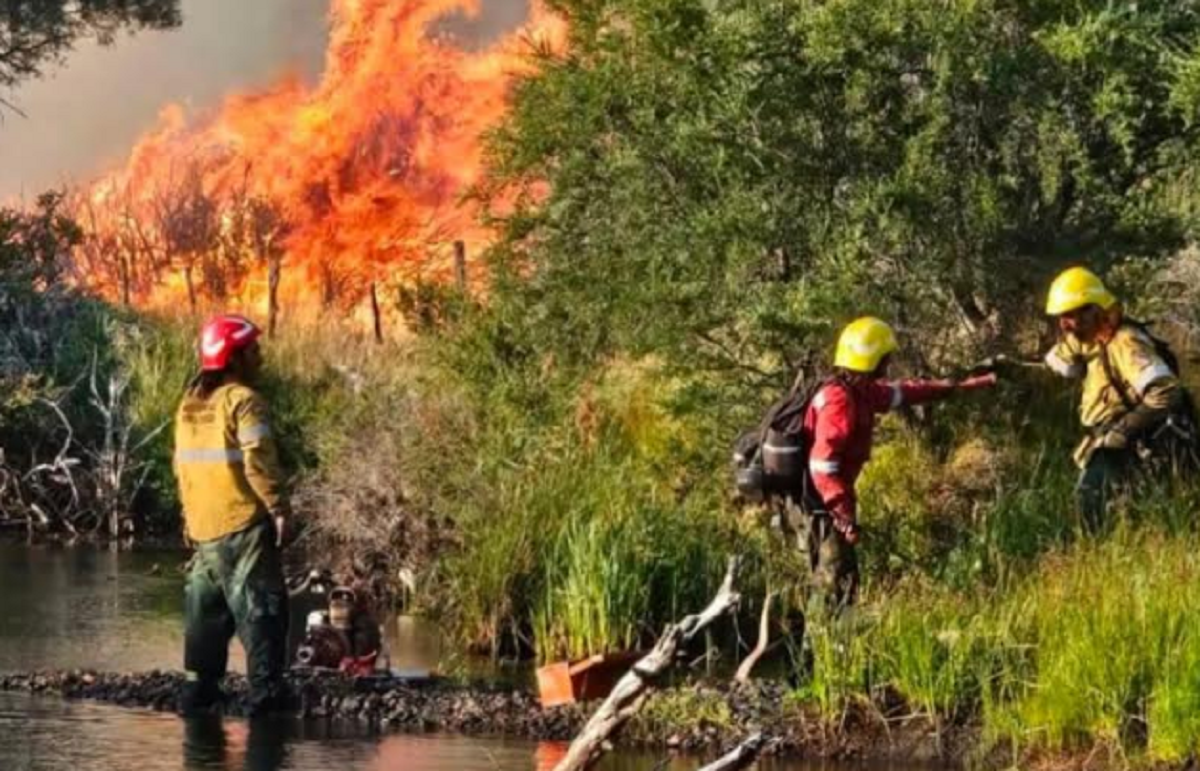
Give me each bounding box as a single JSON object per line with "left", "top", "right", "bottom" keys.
{"left": 453, "top": 240, "right": 467, "bottom": 291}
{"left": 267, "top": 255, "right": 281, "bottom": 338}
{"left": 370, "top": 282, "right": 384, "bottom": 343}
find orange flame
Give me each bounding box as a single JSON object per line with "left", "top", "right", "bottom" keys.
{"left": 72, "top": 0, "right": 563, "bottom": 319}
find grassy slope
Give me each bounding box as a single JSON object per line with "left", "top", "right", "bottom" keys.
{"left": 105, "top": 313, "right": 1200, "bottom": 764}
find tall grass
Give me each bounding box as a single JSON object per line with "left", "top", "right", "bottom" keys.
{"left": 429, "top": 356, "right": 740, "bottom": 661}
{"left": 793, "top": 523, "right": 1200, "bottom": 762}
{"left": 438, "top": 418, "right": 731, "bottom": 661}
{"left": 999, "top": 531, "right": 1200, "bottom": 757}
{"left": 877, "top": 587, "right": 984, "bottom": 724}
{"left": 98, "top": 306, "right": 1200, "bottom": 766}
{"left": 798, "top": 605, "right": 875, "bottom": 718}
{"left": 532, "top": 482, "right": 721, "bottom": 662}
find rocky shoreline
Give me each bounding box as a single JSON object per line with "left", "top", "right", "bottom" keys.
{"left": 0, "top": 669, "right": 985, "bottom": 764}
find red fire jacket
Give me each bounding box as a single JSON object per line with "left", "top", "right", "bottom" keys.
{"left": 801, "top": 377, "right": 956, "bottom": 525}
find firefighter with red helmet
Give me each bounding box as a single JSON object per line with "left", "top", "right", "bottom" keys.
{"left": 175, "top": 314, "right": 290, "bottom": 716}
{"left": 798, "top": 317, "right": 996, "bottom": 607}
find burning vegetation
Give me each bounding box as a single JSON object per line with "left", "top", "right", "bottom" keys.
{"left": 66, "top": 0, "right": 562, "bottom": 327}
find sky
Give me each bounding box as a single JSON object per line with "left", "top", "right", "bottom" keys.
{"left": 0, "top": 0, "right": 329, "bottom": 201}
{"left": 0, "top": 0, "right": 530, "bottom": 201}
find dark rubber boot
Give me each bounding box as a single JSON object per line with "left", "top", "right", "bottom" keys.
{"left": 246, "top": 679, "right": 293, "bottom": 717}
{"left": 179, "top": 679, "right": 224, "bottom": 717}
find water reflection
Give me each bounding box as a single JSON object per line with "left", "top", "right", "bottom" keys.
{"left": 183, "top": 716, "right": 289, "bottom": 770}
{"left": 1, "top": 691, "right": 554, "bottom": 770}
{"left": 175, "top": 709, "right": 556, "bottom": 770}
{"left": 0, "top": 545, "right": 904, "bottom": 771}
{"left": 0, "top": 543, "right": 190, "bottom": 673}
{"left": 0, "top": 543, "right": 452, "bottom": 677}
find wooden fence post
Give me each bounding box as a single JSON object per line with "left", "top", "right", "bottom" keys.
{"left": 454, "top": 240, "right": 467, "bottom": 291}
{"left": 370, "top": 282, "right": 384, "bottom": 343}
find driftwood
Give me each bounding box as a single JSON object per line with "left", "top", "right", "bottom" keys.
{"left": 735, "top": 591, "right": 776, "bottom": 683}
{"left": 697, "top": 733, "right": 769, "bottom": 771}
{"left": 553, "top": 558, "right": 743, "bottom": 771}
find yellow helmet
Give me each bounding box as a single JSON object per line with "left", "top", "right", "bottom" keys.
{"left": 1045, "top": 267, "right": 1117, "bottom": 316}
{"left": 834, "top": 317, "right": 898, "bottom": 373}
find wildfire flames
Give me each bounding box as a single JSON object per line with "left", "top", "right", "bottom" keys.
{"left": 70, "top": 0, "right": 562, "bottom": 320}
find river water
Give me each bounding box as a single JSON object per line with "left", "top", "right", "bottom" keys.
{"left": 0, "top": 543, "right": 845, "bottom": 771}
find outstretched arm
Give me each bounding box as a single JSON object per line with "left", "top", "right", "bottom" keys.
{"left": 869, "top": 373, "right": 997, "bottom": 412}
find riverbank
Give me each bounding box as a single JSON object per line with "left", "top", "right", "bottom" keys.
{"left": 0, "top": 668, "right": 990, "bottom": 766}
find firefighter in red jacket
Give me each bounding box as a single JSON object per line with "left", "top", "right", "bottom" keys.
{"left": 799, "top": 317, "right": 996, "bottom": 607}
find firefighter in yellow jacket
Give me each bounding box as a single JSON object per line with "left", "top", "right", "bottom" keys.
{"left": 175, "top": 314, "right": 290, "bottom": 716}
{"left": 1042, "top": 268, "right": 1196, "bottom": 531}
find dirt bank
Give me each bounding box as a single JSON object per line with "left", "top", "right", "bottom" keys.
{"left": 0, "top": 669, "right": 989, "bottom": 765}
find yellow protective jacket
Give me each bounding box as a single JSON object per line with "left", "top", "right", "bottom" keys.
{"left": 174, "top": 380, "right": 287, "bottom": 543}
{"left": 1044, "top": 322, "right": 1180, "bottom": 430}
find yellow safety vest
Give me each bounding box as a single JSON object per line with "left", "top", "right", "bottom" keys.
{"left": 173, "top": 381, "right": 286, "bottom": 543}
{"left": 1044, "top": 323, "right": 1178, "bottom": 429}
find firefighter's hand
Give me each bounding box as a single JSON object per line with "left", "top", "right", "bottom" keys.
{"left": 832, "top": 515, "right": 860, "bottom": 546}
{"left": 1094, "top": 429, "right": 1129, "bottom": 451}
{"left": 968, "top": 356, "right": 1003, "bottom": 376}
{"left": 972, "top": 355, "right": 1044, "bottom": 378}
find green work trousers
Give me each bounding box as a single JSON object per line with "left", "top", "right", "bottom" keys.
{"left": 184, "top": 517, "right": 289, "bottom": 712}
{"left": 803, "top": 513, "right": 858, "bottom": 610}
{"left": 1077, "top": 432, "right": 1199, "bottom": 534}
{"left": 781, "top": 495, "right": 859, "bottom": 610}
{"left": 1077, "top": 448, "right": 1132, "bottom": 535}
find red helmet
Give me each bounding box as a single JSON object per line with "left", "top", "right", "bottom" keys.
{"left": 199, "top": 314, "right": 262, "bottom": 371}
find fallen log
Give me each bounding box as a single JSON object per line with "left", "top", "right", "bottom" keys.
{"left": 698, "top": 732, "right": 769, "bottom": 771}
{"left": 553, "top": 557, "right": 742, "bottom": 771}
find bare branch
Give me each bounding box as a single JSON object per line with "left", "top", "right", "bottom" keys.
{"left": 553, "top": 557, "right": 742, "bottom": 771}
{"left": 697, "top": 733, "right": 770, "bottom": 771}
{"left": 735, "top": 591, "right": 776, "bottom": 683}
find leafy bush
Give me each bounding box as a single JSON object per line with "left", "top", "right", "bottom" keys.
{"left": 0, "top": 196, "right": 182, "bottom": 535}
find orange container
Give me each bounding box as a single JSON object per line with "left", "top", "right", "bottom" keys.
{"left": 535, "top": 651, "right": 642, "bottom": 708}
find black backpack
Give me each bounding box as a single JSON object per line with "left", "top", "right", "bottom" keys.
{"left": 733, "top": 376, "right": 834, "bottom": 501}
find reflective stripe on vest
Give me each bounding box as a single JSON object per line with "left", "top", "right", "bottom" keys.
{"left": 237, "top": 424, "right": 271, "bottom": 444}
{"left": 1132, "top": 363, "right": 1174, "bottom": 396}
{"left": 176, "top": 448, "right": 245, "bottom": 464}
{"left": 809, "top": 458, "right": 841, "bottom": 475}
{"left": 1045, "top": 349, "right": 1084, "bottom": 378}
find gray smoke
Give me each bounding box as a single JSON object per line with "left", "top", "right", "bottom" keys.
{"left": 0, "top": 0, "right": 531, "bottom": 201}
{"left": 436, "top": 0, "right": 530, "bottom": 49}
{"left": 0, "top": 0, "right": 328, "bottom": 200}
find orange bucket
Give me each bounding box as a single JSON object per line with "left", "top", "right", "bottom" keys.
{"left": 535, "top": 651, "right": 642, "bottom": 708}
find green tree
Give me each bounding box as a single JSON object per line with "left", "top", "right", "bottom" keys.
{"left": 1, "top": 0, "right": 180, "bottom": 94}
{"left": 0, "top": 191, "right": 80, "bottom": 287}
{"left": 481, "top": 0, "right": 1200, "bottom": 390}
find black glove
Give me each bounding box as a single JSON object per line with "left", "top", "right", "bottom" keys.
{"left": 1109, "top": 404, "right": 1170, "bottom": 446}
{"left": 1093, "top": 428, "right": 1130, "bottom": 451}
{"left": 969, "top": 355, "right": 1012, "bottom": 377}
